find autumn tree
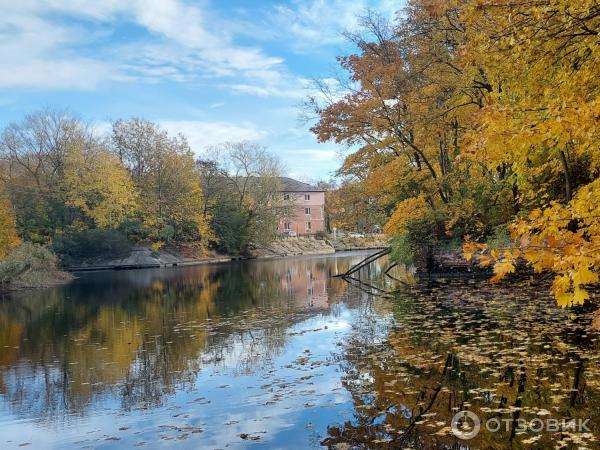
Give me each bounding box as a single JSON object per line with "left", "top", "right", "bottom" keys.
{"left": 326, "top": 178, "right": 386, "bottom": 233}
{"left": 312, "top": 0, "right": 599, "bottom": 306}
{"left": 111, "top": 118, "right": 209, "bottom": 244}
{"left": 461, "top": 0, "right": 600, "bottom": 306}
{"left": 0, "top": 109, "right": 137, "bottom": 242}
{"left": 0, "top": 187, "right": 20, "bottom": 259}
{"left": 198, "top": 141, "right": 286, "bottom": 254}
{"left": 308, "top": 7, "right": 514, "bottom": 263}
{"left": 63, "top": 141, "right": 138, "bottom": 229}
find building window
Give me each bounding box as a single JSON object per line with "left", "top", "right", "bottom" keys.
{"left": 305, "top": 207, "right": 311, "bottom": 215}
{"left": 283, "top": 193, "right": 290, "bottom": 201}
{"left": 284, "top": 222, "right": 291, "bottom": 230}
{"left": 304, "top": 194, "right": 310, "bottom": 201}
{"left": 306, "top": 222, "right": 312, "bottom": 231}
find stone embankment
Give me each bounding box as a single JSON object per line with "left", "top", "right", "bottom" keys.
{"left": 68, "top": 236, "right": 391, "bottom": 271}
{"left": 327, "top": 235, "right": 389, "bottom": 251}
{"left": 250, "top": 235, "right": 389, "bottom": 258}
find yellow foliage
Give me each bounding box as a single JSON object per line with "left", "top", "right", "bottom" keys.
{"left": 466, "top": 178, "right": 600, "bottom": 307}
{"left": 0, "top": 191, "right": 20, "bottom": 259}
{"left": 384, "top": 195, "right": 430, "bottom": 235}
{"left": 149, "top": 241, "right": 164, "bottom": 252}
{"left": 64, "top": 144, "right": 138, "bottom": 228}
{"left": 311, "top": 0, "right": 599, "bottom": 307}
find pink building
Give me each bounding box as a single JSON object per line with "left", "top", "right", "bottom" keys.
{"left": 278, "top": 177, "right": 326, "bottom": 236}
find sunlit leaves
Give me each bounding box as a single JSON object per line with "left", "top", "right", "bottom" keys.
{"left": 0, "top": 191, "right": 20, "bottom": 259}
{"left": 465, "top": 178, "right": 600, "bottom": 306}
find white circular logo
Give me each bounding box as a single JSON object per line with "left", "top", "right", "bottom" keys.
{"left": 451, "top": 410, "right": 481, "bottom": 440}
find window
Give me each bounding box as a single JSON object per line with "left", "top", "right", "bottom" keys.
{"left": 284, "top": 222, "right": 291, "bottom": 230}
{"left": 304, "top": 194, "right": 310, "bottom": 201}
{"left": 306, "top": 222, "right": 312, "bottom": 231}
{"left": 283, "top": 193, "right": 290, "bottom": 201}
{"left": 304, "top": 207, "right": 311, "bottom": 215}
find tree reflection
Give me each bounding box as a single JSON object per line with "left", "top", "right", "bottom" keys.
{"left": 0, "top": 254, "right": 364, "bottom": 421}
{"left": 324, "top": 281, "right": 600, "bottom": 449}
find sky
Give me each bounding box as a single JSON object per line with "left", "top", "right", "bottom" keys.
{"left": 0, "top": 0, "right": 401, "bottom": 180}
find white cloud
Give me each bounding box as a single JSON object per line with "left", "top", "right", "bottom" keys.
{"left": 270, "top": 0, "right": 401, "bottom": 51}
{"left": 292, "top": 148, "right": 339, "bottom": 162}
{"left": 160, "top": 120, "right": 267, "bottom": 152}
{"left": 226, "top": 77, "right": 310, "bottom": 99}
{"left": 0, "top": 0, "right": 285, "bottom": 90}
{"left": 272, "top": 0, "right": 364, "bottom": 47}
{"left": 0, "top": 0, "right": 399, "bottom": 97}
{"left": 0, "top": 6, "right": 115, "bottom": 89}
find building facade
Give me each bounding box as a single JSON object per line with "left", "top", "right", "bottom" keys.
{"left": 278, "top": 177, "right": 325, "bottom": 235}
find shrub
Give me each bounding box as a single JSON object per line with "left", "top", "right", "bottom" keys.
{"left": 117, "top": 219, "right": 148, "bottom": 242}
{"left": 158, "top": 225, "right": 175, "bottom": 243}
{"left": 389, "top": 209, "right": 449, "bottom": 269}
{"left": 211, "top": 202, "right": 250, "bottom": 255}
{"left": 485, "top": 225, "right": 512, "bottom": 249}
{"left": 0, "top": 243, "right": 59, "bottom": 289}
{"left": 390, "top": 233, "right": 415, "bottom": 266}
{"left": 52, "top": 229, "right": 132, "bottom": 266}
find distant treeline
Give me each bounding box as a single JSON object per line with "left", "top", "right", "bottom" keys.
{"left": 0, "top": 110, "right": 287, "bottom": 265}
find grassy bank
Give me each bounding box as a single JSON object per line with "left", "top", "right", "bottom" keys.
{"left": 0, "top": 243, "right": 72, "bottom": 292}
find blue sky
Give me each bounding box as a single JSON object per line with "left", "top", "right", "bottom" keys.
{"left": 0, "top": 0, "right": 400, "bottom": 180}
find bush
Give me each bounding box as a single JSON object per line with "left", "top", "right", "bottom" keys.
{"left": 390, "top": 233, "right": 415, "bottom": 266}
{"left": 158, "top": 225, "right": 175, "bottom": 243}
{"left": 485, "top": 225, "right": 512, "bottom": 249}
{"left": 0, "top": 243, "right": 59, "bottom": 289}
{"left": 315, "top": 230, "right": 328, "bottom": 240}
{"left": 211, "top": 202, "right": 250, "bottom": 255}
{"left": 52, "top": 229, "right": 132, "bottom": 266}
{"left": 117, "top": 219, "right": 148, "bottom": 242}
{"left": 389, "top": 210, "right": 449, "bottom": 269}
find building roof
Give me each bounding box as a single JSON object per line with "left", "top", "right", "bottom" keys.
{"left": 279, "top": 177, "right": 324, "bottom": 192}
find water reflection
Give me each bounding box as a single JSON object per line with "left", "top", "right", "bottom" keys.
{"left": 323, "top": 280, "right": 600, "bottom": 449}
{"left": 0, "top": 252, "right": 388, "bottom": 448}
{"left": 5, "top": 254, "right": 596, "bottom": 449}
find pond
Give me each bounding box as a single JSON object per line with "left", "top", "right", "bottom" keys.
{"left": 0, "top": 252, "right": 598, "bottom": 449}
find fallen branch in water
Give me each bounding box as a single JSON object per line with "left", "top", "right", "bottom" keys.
{"left": 333, "top": 248, "right": 391, "bottom": 278}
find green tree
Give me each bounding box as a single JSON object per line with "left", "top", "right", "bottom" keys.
{"left": 198, "top": 141, "right": 287, "bottom": 254}
{"left": 111, "top": 118, "right": 209, "bottom": 243}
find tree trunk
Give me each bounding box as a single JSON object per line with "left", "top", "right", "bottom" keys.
{"left": 558, "top": 150, "right": 572, "bottom": 202}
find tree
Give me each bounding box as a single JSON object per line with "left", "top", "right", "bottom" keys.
{"left": 63, "top": 140, "right": 138, "bottom": 229}
{"left": 0, "top": 188, "right": 20, "bottom": 259}
{"left": 460, "top": 0, "right": 600, "bottom": 306}
{"left": 308, "top": 6, "right": 513, "bottom": 257}
{"left": 198, "top": 141, "right": 287, "bottom": 253}
{"left": 310, "top": 0, "right": 600, "bottom": 306}
{"left": 0, "top": 109, "right": 137, "bottom": 242}
{"left": 111, "top": 118, "right": 209, "bottom": 243}
{"left": 326, "top": 178, "right": 386, "bottom": 233}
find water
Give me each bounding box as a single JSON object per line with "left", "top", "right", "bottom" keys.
{"left": 0, "top": 252, "right": 393, "bottom": 449}
{"left": 1, "top": 252, "right": 599, "bottom": 449}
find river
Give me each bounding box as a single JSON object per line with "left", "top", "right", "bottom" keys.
{"left": 0, "top": 251, "right": 599, "bottom": 449}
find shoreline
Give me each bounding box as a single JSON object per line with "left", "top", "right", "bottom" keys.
{"left": 66, "top": 247, "right": 386, "bottom": 273}
{"left": 0, "top": 270, "right": 74, "bottom": 294}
